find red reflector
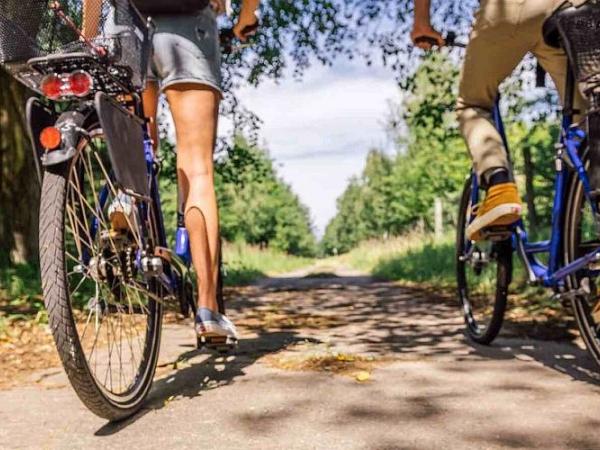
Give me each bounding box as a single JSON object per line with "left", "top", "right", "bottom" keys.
{"left": 40, "top": 74, "right": 62, "bottom": 100}
{"left": 68, "top": 71, "right": 93, "bottom": 97}
{"left": 39, "top": 127, "right": 62, "bottom": 150}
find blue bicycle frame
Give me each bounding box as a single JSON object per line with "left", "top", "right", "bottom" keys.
{"left": 467, "top": 72, "right": 599, "bottom": 291}
{"left": 90, "top": 133, "right": 193, "bottom": 298}
{"left": 144, "top": 136, "right": 194, "bottom": 294}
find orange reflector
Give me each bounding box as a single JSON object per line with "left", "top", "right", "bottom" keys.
{"left": 39, "top": 127, "right": 62, "bottom": 150}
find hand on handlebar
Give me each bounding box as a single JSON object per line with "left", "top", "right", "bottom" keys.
{"left": 411, "top": 25, "right": 445, "bottom": 50}
{"left": 220, "top": 20, "right": 260, "bottom": 55}
{"left": 411, "top": 30, "right": 465, "bottom": 50}
{"left": 233, "top": 17, "right": 259, "bottom": 42}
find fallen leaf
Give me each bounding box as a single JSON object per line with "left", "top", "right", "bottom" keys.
{"left": 355, "top": 371, "right": 371, "bottom": 382}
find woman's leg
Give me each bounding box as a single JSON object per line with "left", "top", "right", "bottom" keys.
{"left": 142, "top": 81, "right": 160, "bottom": 151}
{"left": 165, "top": 83, "right": 220, "bottom": 312}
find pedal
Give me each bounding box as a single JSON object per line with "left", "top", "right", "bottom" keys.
{"left": 480, "top": 226, "right": 513, "bottom": 242}
{"left": 197, "top": 335, "right": 238, "bottom": 354}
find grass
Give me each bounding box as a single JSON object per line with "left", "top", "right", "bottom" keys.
{"left": 223, "top": 241, "right": 314, "bottom": 285}
{"left": 0, "top": 262, "right": 44, "bottom": 322}
{"left": 332, "top": 232, "right": 566, "bottom": 327}
{"left": 332, "top": 231, "right": 537, "bottom": 291}
{"left": 332, "top": 231, "right": 456, "bottom": 287}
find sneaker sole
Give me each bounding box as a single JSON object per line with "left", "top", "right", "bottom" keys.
{"left": 195, "top": 321, "right": 237, "bottom": 339}
{"left": 466, "top": 203, "right": 521, "bottom": 241}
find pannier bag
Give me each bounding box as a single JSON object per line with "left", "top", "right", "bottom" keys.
{"left": 132, "top": 0, "right": 210, "bottom": 14}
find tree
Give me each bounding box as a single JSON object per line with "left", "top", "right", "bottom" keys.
{"left": 0, "top": 70, "right": 39, "bottom": 265}
{"left": 216, "top": 137, "right": 317, "bottom": 256}
{"left": 322, "top": 52, "right": 469, "bottom": 253}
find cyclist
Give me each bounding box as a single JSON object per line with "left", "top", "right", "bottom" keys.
{"left": 83, "top": 0, "right": 260, "bottom": 342}
{"left": 411, "top": 0, "right": 586, "bottom": 241}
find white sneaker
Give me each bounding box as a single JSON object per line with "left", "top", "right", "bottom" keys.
{"left": 195, "top": 307, "right": 238, "bottom": 340}
{"left": 108, "top": 192, "right": 135, "bottom": 232}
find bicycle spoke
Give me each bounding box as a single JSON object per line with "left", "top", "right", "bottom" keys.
{"left": 57, "top": 133, "right": 159, "bottom": 399}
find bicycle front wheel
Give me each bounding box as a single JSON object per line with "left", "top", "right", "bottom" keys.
{"left": 456, "top": 175, "right": 513, "bottom": 344}
{"left": 39, "top": 124, "right": 162, "bottom": 421}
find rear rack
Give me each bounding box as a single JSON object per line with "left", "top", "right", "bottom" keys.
{"left": 24, "top": 52, "right": 133, "bottom": 97}
{"left": 0, "top": 0, "right": 150, "bottom": 95}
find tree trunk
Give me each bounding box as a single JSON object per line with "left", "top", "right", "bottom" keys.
{"left": 0, "top": 69, "right": 39, "bottom": 265}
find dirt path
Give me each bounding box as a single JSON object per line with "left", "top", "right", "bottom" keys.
{"left": 2, "top": 268, "right": 600, "bottom": 449}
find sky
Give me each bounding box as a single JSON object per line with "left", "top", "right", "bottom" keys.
{"left": 229, "top": 62, "right": 401, "bottom": 237}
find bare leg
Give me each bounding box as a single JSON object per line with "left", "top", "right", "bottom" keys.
{"left": 165, "top": 84, "right": 220, "bottom": 312}
{"left": 142, "top": 81, "right": 160, "bottom": 152}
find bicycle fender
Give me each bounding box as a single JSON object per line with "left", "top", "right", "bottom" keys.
{"left": 26, "top": 97, "right": 55, "bottom": 179}
{"left": 40, "top": 110, "right": 86, "bottom": 167}
{"left": 94, "top": 92, "right": 149, "bottom": 197}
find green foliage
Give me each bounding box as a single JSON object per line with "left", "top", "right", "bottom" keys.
{"left": 509, "top": 121, "right": 558, "bottom": 234}
{"left": 322, "top": 53, "right": 469, "bottom": 254}
{"left": 323, "top": 51, "right": 561, "bottom": 255}
{"left": 0, "top": 261, "right": 44, "bottom": 320}
{"left": 216, "top": 137, "right": 317, "bottom": 256}
{"left": 158, "top": 136, "right": 317, "bottom": 257}
{"left": 223, "top": 241, "right": 313, "bottom": 286}
{"left": 225, "top": 0, "right": 478, "bottom": 86}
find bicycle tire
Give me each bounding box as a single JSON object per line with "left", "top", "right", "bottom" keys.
{"left": 564, "top": 152, "right": 600, "bottom": 367}
{"left": 39, "top": 125, "right": 162, "bottom": 421}
{"left": 456, "top": 175, "right": 513, "bottom": 344}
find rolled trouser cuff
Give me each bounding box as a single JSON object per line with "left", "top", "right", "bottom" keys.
{"left": 456, "top": 102, "right": 511, "bottom": 181}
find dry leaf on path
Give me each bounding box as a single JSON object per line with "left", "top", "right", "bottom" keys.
{"left": 355, "top": 371, "right": 371, "bottom": 382}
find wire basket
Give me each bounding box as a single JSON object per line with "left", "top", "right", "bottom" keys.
{"left": 0, "top": 0, "right": 150, "bottom": 91}
{"left": 554, "top": 2, "right": 600, "bottom": 98}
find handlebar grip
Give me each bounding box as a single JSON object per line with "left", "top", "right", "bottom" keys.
{"left": 446, "top": 31, "right": 456, "bottom": 47}
{"left": 414, "top": 36, "right": 441, "bottom": 48}
{"left": 241, "top": 21, "right": 259, "bottom": 36}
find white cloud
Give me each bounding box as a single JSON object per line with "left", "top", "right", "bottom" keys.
{"left": 229, "top": 62, "right": 400, "bottom": 237}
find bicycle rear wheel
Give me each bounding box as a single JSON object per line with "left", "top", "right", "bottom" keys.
{"left": 564, "top": 156, "right": 600, "bottom": 367}
{"left": 39, "top": 124, "right": 162, "bottom": 421}
{"left": 456, "top": 175, "right": 513, "bottom": 344}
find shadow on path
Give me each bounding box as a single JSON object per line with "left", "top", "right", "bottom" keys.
{"left": 240, "top": 275, "right": 600, "bottom": 386}
{"left": 95, "top": 330, "right": 318, "bottom": 436}
{"left": 96, "top": 273, "right": 600, "bottom": 437}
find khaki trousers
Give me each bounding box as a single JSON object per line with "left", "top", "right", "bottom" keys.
{"left": 457, "top": 0, "right": 586, "bottom": 180}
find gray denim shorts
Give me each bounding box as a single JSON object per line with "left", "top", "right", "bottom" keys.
{"left": 148, "top": 7, "right": 222, "bottom": 92}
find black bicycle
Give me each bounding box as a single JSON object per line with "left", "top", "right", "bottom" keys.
{"left": 0, "top": 0, "right": 247, "bottom": 421}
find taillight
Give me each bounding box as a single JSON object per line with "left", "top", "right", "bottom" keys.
{"left": 68, "top": 71, "right": 93, "bottom": 97}
{"left": 40, "top": 74, "right": 62, "bottom": 100}
{"left": 39, "top": 126, "right": 62, "bottom": 150}
{"left": 40, "top": 72, "right": 93, "bottom": 100}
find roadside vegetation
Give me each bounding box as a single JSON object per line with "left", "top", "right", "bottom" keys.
{"left": 223, "top": 242, "right": 313, "bottom": 286}
{"left": 332, "top": 232, "right": 456, "bottom": 287}
{"left": 322, "top": 52, "right": 557, "bottom": 256}
{"left": 1, "top": 134, "right": 317, "bottom": 327}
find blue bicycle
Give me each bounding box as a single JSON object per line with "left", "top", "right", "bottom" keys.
{"left": 455, "top": 3, "right": 600, "bottom": 367}
{"left": 0, "top": 0, "right": 240, "bottom": 420}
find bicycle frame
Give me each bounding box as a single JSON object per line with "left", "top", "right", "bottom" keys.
{"left": 467, "top": 62, "right": 600, "bottom": 290}
{"left": 81, "top": 125, "right": 190, "bottom": 304}
{"left": 142, "top": 135, "right": 193, "bottom": 296}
